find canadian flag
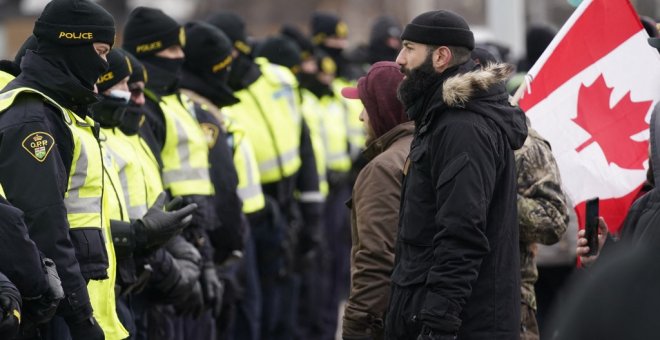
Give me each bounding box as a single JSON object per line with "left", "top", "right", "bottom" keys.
{"left": 518, "top": 0, "right": 660, "bottom": 233}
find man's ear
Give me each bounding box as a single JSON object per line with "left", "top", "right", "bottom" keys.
{"left": 432, "top": 46, "right": 452, "bottom": 72}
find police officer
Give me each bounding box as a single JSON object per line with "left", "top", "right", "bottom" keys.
{"left": 123, "top": 6, "right": 223, "bottom": 337}
{"left": 0, "top": 0, "right": 118, "bottom": 338}
{"left": 180, "top": 21, "right": 264, "bottom": 340}
{"left": 111, "top": 50, "right": 208, "bottom": 340}
{"left": 207, "top": 12, "right": 323, "bottom": 340}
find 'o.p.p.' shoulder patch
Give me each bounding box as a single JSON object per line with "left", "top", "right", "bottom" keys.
{"left": 22, "top": 132, "right": 55, "bottom": 162}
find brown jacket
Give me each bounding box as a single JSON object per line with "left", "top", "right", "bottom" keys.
{"left": 342, "top": 121, "right": 414, "bottom": 339}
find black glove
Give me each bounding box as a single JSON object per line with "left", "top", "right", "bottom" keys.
{"left": 68, "top": 317, "right": 104, "bottom": 340}
{"left": 175, "top": 281, "right": 204, "bottom": 318}
{"left": 200, "top": 262, "right": 224, "bottom": 318}
{"left": 0, "top": 282, "right": 21, "bottom": 339}
{"left": 416, "top": 325, "right": 456, "bottom": 340}
{"left": 22, "top": 258, "right": 63, "bottom": 325}
{"left": 134, "top": 192, "right": 198, "bottom": 253}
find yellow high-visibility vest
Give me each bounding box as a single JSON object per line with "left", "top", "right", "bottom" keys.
{"left": 0, "top": 87, "right": 127, "bottom": 339}
{"left": 227, "top": 57, "right": 302, "bottom": 183}
{"left": 300, "top": 89, "right": 330, "bottom": 196}
{"left": 222, "top": 115, "right": 266, "bottom": 213}
{"left": 0, "top": 70, "right": 14, "bottom": 90}
{"left": 103, "top": 128, "right": 163, "bottom": 219}
{"left": 155, "top": 92, "right": 214, "bottom": 196}
{"left": 333, "top": 77, "right": 366, "bottom": 159}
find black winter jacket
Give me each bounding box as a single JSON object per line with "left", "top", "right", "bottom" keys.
{"left": 390, "top": 61, "right": 527, "bottom": 339}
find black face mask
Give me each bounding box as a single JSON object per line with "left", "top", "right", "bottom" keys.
{"left": 119, "top": 103, "right": 143, "bottom": 136}
{"left": 91, "top": 95, "right": 129, "bottom": 128}
{"left": 39, "top": 42, "right": 109, "bottom": 91}
{"left": 228, "top": 54, "right": 260, "bottom": 91}
{"left": 142, "top": 56, "right": 184, "bottom": 94}
{"left": 298, "top": 72, "right": 332, "bottom": 98}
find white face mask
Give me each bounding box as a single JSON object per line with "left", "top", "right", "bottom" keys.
{"left": 108, "top": 89, "right": 131, "bottom": 103}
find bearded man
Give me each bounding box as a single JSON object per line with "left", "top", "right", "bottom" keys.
{"left": 385, "top": 10, "right": 528, "bottom": 340}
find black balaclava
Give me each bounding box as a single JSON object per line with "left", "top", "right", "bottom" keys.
{"left": 91, "top": 49, "right": 131, "bottom": 128}
{"left": 255, "top": 35, "right": 302, "bottom": 71}
{"left": 182, "top": 21, "right": 239, "bottom": 108}
{"left": 32, "top": 0, "right": 115, "bottom": 91}
{"left": 123, "top": 7, "right": 185, "bottom": 94}
{"left": 120, "top": 50, "right": 147, "bottom": 136}
{"left": 206, "top": 11, "right": 261, "bottom": 91}
{"left": 299, "top": 50, "right": 334, "bottom": 99}
{"left": 0, "top": 35, "right": 39, "bottom": 77}
{"left": 311, "top": 12, "right": 350, "bottom": 79}
{"left": 367, "top": 15, "right": 402, "bottom": 64}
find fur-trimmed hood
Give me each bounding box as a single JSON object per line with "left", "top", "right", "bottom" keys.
{"left": 421, "top": 61, "right": 527, "bottom": 150}
{"left": 442, "top": 63, "right": 514, "bottom": 108}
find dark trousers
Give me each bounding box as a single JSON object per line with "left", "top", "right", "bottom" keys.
{"left": 230, "top": 228, "right": 262, "bottom": 340}
{"left": 320, "top": 181, "right": 352, "bottom": 340}
{"left": 535, "top": 265, "right": 574, "bottom": 334}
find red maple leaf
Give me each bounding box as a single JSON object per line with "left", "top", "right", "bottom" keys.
{"left": 573, "top": 75, "right": 652, "bottom": 170}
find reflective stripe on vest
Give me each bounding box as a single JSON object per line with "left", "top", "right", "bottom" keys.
{"left": 333, "top": 78, "right": 365, "bottom": 158}
{"left": 103, "top": 129, "right": 152, "bottom": 219}
{"left": 159, "top": 93, "right": 214, "bottom": 196}
{"left": 300, "top": 90, "right": 329, "bottom": 196}
{"left": 0, "top": 87, "right": 127, "bottom": 339}
{"left": 232, "top": 129, "right": 265, "bottom": 214}
{"left": 321, "top": 96, "right": 351, "bottom": 172}
{"left": 228, "top": 58, "right": 302, "bottom": 183}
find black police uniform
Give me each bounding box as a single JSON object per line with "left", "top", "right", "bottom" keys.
{"left": 0, "top": 51, "right": 100, "bottom": 323}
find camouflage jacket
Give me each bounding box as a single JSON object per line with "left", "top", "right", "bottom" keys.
{"left": 515, "top": 125, "right": 569, "bottom": 310}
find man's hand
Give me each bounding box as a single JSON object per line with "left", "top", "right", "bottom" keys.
{"left": 577, "top": 217, "right": 608, "bottom": 267}
{"left": 200, "top": 263, "right": 224, "bottom": 317}
{"left": 135, "top": 192, "right": 198, "bottom": 252}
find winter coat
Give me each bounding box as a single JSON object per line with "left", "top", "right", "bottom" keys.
{"left": 343, "top": 121, "right": 414, "bottom": 339}
{"left": 388, "top": 61, "right": 528, "bottom": 340}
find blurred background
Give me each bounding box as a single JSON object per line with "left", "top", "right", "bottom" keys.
{"left": 1, "top": 0, "right": 659, "bottom": 61}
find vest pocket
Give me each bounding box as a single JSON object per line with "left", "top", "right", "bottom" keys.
{"left": 69, "top": 227, "right": 109, "bottom": 281}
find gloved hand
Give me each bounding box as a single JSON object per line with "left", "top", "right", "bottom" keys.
{"left": 68, "top": 317, "right": 104, "bottom": 340}
{"left": 0, "top": 280, "right": 21, "bottom": 339}
{"left": 200, "top": 262, "right": 224, "bottom": 317}
{"left": 175, "top": 281, "right": 204, "bottom": 318}
{"left": 416, "top": 325, "right": 456, "bottom": 340}
{"left": 22, "top": 258, "right": 63, "bottom": 325}
{"left": 134, "top": 192, "right": 198, "bottom": 253}
{"left": 162, "top": 237, "right": 202, "bottom": 307}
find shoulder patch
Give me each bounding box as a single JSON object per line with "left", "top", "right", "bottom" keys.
{"left": 22, "top": 132, "right": 55, "bottom": 162}
{"left": 200, "top": 123, "right": 219, "bottom": 149}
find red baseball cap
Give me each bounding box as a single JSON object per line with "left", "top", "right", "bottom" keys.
{"left": 341, "top": 86, "right": 359, "bottom": 99}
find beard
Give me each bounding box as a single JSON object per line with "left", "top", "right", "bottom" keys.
{"left": 397, "top": 53, "right": 443, "bottom": 110}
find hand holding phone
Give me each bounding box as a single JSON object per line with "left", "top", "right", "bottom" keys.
{"left": 584, "top": 197, "right": 599, "bottom": 256}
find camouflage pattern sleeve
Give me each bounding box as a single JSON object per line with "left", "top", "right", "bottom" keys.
{"left": 515, "top": 128, "right": 570, "bottom": 245}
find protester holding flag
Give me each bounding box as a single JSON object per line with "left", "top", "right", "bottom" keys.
{"left": 386, "top": 10, "right": 527, "bottom": 340}
{"left": 517, "top": 0, "right": 660, "bottom": 236}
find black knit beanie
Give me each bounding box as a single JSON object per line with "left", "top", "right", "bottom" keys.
{"left": 33, "top": 0, "right": 115, "bottom": 47}
{"left": 281, "top": 24, "right": 315, "bottom": 60}
{"left": 206, "top": 11, "right": 252, "bottom": 55}
{"left": 123, "top": 50, "right": 147, "bottom": 84}
{"left": 123, "top": 7, "right": 184, "bottom": 56}
{"left": 97, "top": 49, "right": 131, "bottom": 93}
{"left": 311, "top": 12, "right": 348, "bottom": 45}
{"left": 401, "top": 10, "right": 474, "bottom": 50}
{"left": 183, "top": 21, "right": 233, "bottom": 76}
{"left": 255, "top": 35, "right": 302, "bottom": 71}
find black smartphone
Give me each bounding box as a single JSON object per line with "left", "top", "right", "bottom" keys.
{"left": 585, "top": 197, "right": 600, "bottom": 256}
